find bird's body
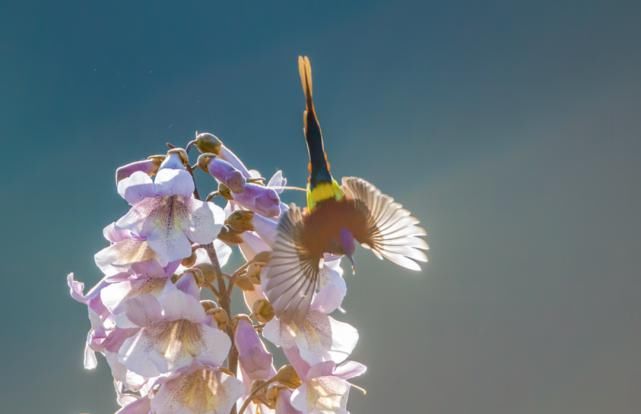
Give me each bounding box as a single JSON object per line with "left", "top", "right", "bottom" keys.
{"left": 264, "top": 56, "right": 428, "bottom": 322}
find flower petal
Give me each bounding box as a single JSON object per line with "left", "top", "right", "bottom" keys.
{"left": 118, "top": 171, "right": 155, "bottom": 205}
{"left": 187, "top": 199, "right": 224, "bottom": 245}
{"left": 154, "top": 168, "right": 194, "bottom": 197}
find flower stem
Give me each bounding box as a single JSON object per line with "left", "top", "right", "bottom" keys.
{"left": 204, "top": 242, "right": 239, "bottom": 414}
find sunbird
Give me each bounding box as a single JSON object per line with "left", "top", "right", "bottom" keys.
{"left": 264, "top": 56, "right": 428, "bottom": 322}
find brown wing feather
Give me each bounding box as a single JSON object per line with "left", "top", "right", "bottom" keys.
{"left": 342, "top": 177, "right": 428, "bottom": 271}
{"left": 263, "top": 204, "right": 321, "bottom": 322}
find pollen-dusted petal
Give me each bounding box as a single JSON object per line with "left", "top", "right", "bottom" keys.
{"left": 118, "top": 171, "right": 156, "bottom": 205}
{"left": 139, "top": 197, "right": 192, "bottom": 265}
{"left": 151, "top": 367, "right": 244, "bottom": 414}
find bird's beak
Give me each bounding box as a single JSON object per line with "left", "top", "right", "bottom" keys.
{"left": 346, "top": 254, "right": 356, "bottom": 275}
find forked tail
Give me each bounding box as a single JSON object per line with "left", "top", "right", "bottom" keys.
{"left": 298, "top": 56, "right": 332, "bottom": 189}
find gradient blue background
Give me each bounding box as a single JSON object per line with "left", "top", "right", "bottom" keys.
{"left": 1, "top": 1, "right": 640, "bottom": 413}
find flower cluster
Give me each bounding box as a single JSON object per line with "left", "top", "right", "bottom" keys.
{"left": 69, "top": 133, "right": 365, "bottom": 414}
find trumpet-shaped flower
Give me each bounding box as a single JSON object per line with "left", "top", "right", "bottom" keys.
{"left": 262, "top": 310, "right": 358, "bottom": 366}
{"left": 149, "top": 363, "right": 245, "bottom": 414}
{"left": 285, "top": 350, "right": 366, "bottom": 414}
{"left": 115, "top": 163, "right": 224, "bottom": 266}
{"left": 94, "top": 223, "right": 179, "bottom": 278}
{"left": 117, "top": 275, "right": 231, "bottom": 377}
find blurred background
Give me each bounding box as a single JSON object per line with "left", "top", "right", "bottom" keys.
{"left": 1, "top": 1, "right": 641, "bottom": 413}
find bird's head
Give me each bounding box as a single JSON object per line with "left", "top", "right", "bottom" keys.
{"left": 340, "top": 228, "right": 356, "bottom": 273}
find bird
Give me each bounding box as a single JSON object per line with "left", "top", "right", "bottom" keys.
{"left": 264, "top": 56, "right": 428, "bottom": 323}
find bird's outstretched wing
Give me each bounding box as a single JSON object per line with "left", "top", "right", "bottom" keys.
{"left": 342, "top": 177, "right": 429, "bottom": 271}
{"left": 263, "top": 204, "right": 321, "bottom": 322}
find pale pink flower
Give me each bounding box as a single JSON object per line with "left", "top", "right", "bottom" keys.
{"left": 150, "top": 363, "right": 245, "bottom": 414}
{"left": 262, "top": 311, "right": 358, "bottom": 366}
{"left": 117, "top": 275, "right": 230, "bottom": 377}
{"left": 115, "top": 155, "right": 224, "bottom": 266}
{"left": 286, "top": 350, "right": 366, "bottom": 414}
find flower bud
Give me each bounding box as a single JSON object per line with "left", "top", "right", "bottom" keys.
{"left": 246, "top": 262, "right": 262, "bottom": 285}
{"left": 230, "top": 314, "right": 252, "bottom": 334}
{"left": 218, "top": 183, "right": 233, "bottom": 200}
{"left": 226, "top": 210, "right": 255, "bottom": 233}
{"left": 217, "top": 226, "right": 244, "bottom": 245}
{"left": 252, "top": 251, "right": 272, "bottom": 265}
{"left": 252, "top": 299, "right": 274, "bottom": 323}
{"left": 232, "top": 183, "right": 281, "bottom": 217}
{"left": 181, "top": 251, "right": 198, "bottom": 267}
{"left": 273, "top": 365, "right": 302, "bottom": 389}
{"left": 234, "top": 275, "right": 256, "bottom": 291}
{"left": 208, "top": 307, "right": 229, "bottom": 330}
{"left": 194, "top": 262, "right": 217, "bottom": 283}
{"left": 197, "top": 154, "right": 246, "bottom": 193}
{"left": 218, "top": 143, "right": 252, "bottom": 178}
{"left": 193, "top": 132, "right": 222, "bottom": 154}
{"left": 201, "top": 300, "right": 217, "bottom": 312}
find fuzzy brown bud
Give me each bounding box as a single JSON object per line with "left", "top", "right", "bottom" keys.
{"left": 234, "top": 275, "right": 256, "bottom": 291}
{"left": 194, "top": 132, "right": 223, "bottom": 154}
{"left": 226, "top": 210, "right": 255, "bottom": 233}
{"left": 252, "top": 299, "right": 275, "bottom": 323}
{"left": 208, "top": 307, "right": 229, "bottom": 331}
{"left": 217, "top": 226, "right": 244, "bottom": 245}
{"left": 246, "top": 262, "right": 263, "bottom": 285}
{"left": 181, "top": 252, "right": 198, "bottom": 267}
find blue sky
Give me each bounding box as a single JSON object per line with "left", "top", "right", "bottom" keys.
{"left": 1, "top": 1, "right": 640, "bottom": 413}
